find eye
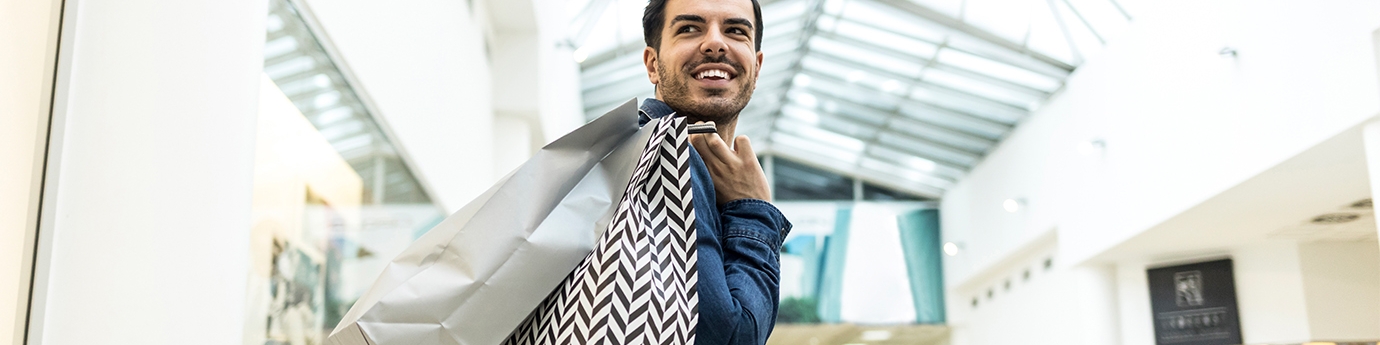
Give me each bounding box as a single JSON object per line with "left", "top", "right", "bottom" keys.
{"left": 727, "top": 27, "right": 748, "bottom": 35}
{"left": 677, "top": 25, "right": 699, "bottom": 34}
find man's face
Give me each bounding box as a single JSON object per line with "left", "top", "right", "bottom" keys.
{"left": 645, "top": 0, "right": 763, "bottom": 123}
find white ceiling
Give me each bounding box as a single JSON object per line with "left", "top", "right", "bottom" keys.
{"left": 1088, "top": 121, "right": 1377, "bottom": 264}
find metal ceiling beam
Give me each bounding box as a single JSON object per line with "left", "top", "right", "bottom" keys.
{"left": 797, "top": 71, "right": 1013, "bottom": 139}
{"left": 866, "top": 0, "right": 1076, "bottom": 72}
{"left": 828, "top": 14, "right": 1072, "bottom": 81}
{"left": 778, "top": 100, "right": 980, "bottom": 161}
{"left": 765, "top": 146, "right": 948, "bottom": 199}
{"left": 804, "top": 50, "right": 1029, "bottom": 122}
{"left": 776, "top": 101, "right": 973, "bottom": 177}
{"left": 788, "top": 88, "right": 998, "bottom": 152}
{"left": 810, "top": 30, "right": 1053, "bottom": 97}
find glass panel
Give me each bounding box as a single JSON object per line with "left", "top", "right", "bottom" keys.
{"left": 863, "top": 182, "right": 930, "bottom": 201}
{"left": 808, "top": 37, "right": 923, "bottom": 79}
{"left": 909, "top": 86, "right": 1026, "bottom": 124}
{"left": 936, "top": 49, "right": 1065, "bottom": 93}
{"left": 875, "top": 132, "right": 978, "bottom": 167}
{"left": 896, "top": 103, "right": 1009, "bottom": 140}
{"left": 772, "top": 158, "right": 854, "bottom": 200}
{"left": 830, "top": 20, "right": 936, "bottom": 61}
{"left": 842, "top": 0, "right": 949, "bottom": 44}
{"left": 922, "top": 68, "right": 1042, "bottom": 108}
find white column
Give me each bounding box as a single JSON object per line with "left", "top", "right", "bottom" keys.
{"left": 28, "top": 0, "right": 267, "bottom": 344}
{"left": 0, "top": 0, "right": 62, "bottom": 343}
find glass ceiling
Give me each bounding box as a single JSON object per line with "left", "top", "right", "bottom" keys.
{"left": 265, "top": 0, "right": 434, "bottom": 205}
{"left": 568, "top": 0, "right": 1138, "bottom": 198}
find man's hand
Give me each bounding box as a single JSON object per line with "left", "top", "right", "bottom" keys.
{"left": 689, "top": 124, "right": 772, "bottom": 204}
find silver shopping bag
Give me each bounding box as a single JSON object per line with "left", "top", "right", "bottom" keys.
{"left": 502, "top": 113, "right": 698, "bottom": 345}
{"left": 327, "top": 99, "right": 653, "bottom": 345}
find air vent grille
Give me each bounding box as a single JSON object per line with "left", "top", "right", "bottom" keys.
{"left": 1311, "top": 213, "right": 1361, "bottom": 224}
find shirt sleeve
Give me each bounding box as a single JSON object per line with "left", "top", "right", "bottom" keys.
{"left": 717, "top": 198, "right": 793, "bottom": 345}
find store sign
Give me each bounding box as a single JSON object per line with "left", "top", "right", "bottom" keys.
{"left": 1148, "top": 259, "right": 1242, "bottom": 345}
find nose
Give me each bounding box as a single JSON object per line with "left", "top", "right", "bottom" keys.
{"left": 699, "top": 27, "right": 728, "bottom": 56}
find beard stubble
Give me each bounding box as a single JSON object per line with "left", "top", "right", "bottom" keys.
{"left": 657, "top": 54, "right": 756, "bottom": 124}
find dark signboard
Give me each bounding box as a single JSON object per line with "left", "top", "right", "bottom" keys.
{"left": 1147, "top": 259, "right": 1242, "bottom": 345}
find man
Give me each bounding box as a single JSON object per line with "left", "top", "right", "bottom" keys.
{"left": 639, "top": 0, "right": 791, "bottom": 344}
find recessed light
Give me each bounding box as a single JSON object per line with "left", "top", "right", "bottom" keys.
{"left": 943, "top": 242, "right": 960, "bottom": 256}
{"left": 572, "top": 47, "right": 588, "bottom": 63}
{"left": 1003, "top": 198, "right": 1024, "bottom": 213}
{"left": 1077, "top": 138, "right": 1106, "bottom": 156}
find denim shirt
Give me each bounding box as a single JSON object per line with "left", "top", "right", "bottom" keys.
{"left": 639, "top": 99, "right": 793, "bottom": 345}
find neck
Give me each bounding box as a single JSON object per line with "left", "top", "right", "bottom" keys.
{"left": 711, "top": 120, "right": 737, "bottom": 143}
{"left": 651, "top": 97, "right": 742, "bottom": 143}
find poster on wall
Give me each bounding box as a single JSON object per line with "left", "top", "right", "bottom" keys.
{"left": 1147, "top": 259, "right": 1242, "bottom": 345}
{"left": 264, "top": 239, "right": 327, "bottom": 345}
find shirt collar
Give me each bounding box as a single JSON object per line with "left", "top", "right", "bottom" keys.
{"left": 638, "top": 98, "right": 675, "bottom": 126}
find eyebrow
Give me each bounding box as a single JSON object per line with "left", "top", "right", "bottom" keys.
{"left": 669, "top": 15, "right": 755, "bottom": 31}
{"left": 725, "top": 18, "right": 754, "bottom": 30}
{"left": 670, "top": 14, "right": 707, "bottom": 26}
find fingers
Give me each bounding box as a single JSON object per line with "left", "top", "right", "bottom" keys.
{"left": 691, "top": 129, "right": 734, "bottom": 164}
{"left": 733, "top": 135, "right": 756, "bottom": 162}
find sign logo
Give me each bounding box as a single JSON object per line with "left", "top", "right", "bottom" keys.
{"left": 1174, "top": 271, "right": 1204, "bottom": 307}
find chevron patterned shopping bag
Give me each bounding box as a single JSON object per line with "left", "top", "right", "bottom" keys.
{"left": 326, "top": 100, "right": 665, "bottom": 345}
{"left": 502, "top": 115, "right": 699, "bottom": 345}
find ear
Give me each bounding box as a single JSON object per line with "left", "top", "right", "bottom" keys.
{"left": 643, "top": 46, "right": 660, "bottom": 86}
{"left": 754, "top": 50, "right": 764, "bottom": 81}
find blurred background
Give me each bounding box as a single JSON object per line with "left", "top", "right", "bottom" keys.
{"left": 3, "top": 0, "right": 1380, "bottom": 344}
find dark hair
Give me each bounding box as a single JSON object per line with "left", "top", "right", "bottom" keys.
{"left": 643, "top": 0, "right": 763, "bottom": 52}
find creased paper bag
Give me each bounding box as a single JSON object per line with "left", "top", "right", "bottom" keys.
{"left": 326, "top": 99, "right": 650, "bottom": 345}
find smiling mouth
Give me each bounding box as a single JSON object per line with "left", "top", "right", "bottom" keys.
{"left": 694, "top": 69, "right": 735, "bottom": 81}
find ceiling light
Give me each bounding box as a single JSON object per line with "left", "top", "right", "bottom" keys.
{"left": 1077, "top": 138, "right": 1106, "bottom": 156}
{"left": 572, "top": 47, "right": 588, "bottom": 63}
{"left": 846, "top": 70, "right": 866, "bottom": 83}
{"left": 1003, "top": 198, "right": 1024, "bottom": 213}
{"left": 881, "top": 80, "right": 903, "bottom": 93}
{"left": 793, "top": 74, "right": 813, "bottom": 88}
{"left": 943, "top": 242, "right": 960, "bottom": 256}
{"left": 901, "top": 156, "right": 937, "bottom": 172}
{"left": 860, "top": 330, "right": 892, "bottom": 341}
{"left": 794, "top": 92, "right": 819, "bottom": 108}
{"left": 822, "top": 100, "right": 838, "bottom": 113}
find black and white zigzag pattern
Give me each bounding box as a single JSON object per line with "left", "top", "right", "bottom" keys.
{"left": 502, "top": 115, "right": 699, "bottom": 345}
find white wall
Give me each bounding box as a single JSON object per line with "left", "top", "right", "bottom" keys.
{"left": 0, "top": 0, "right": 61, "bottom": 342}
{"left": 946, "top": 240, "right": 1121, "bottom": 345}
{"left": 301, "top": 0, "right": 495, "bottom": 213}
{"left": 1298, "top": 241, "right": 1380, "bottom": 340}
{"left": 942, "top": 0, "right": 1380, "bottom": 292}
{"left": 29, "top": 0, "right": 267, "bottom": 344}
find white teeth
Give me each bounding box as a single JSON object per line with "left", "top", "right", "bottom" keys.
{"left": 697, "top": 69, "right": 730, "bottom": 79}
